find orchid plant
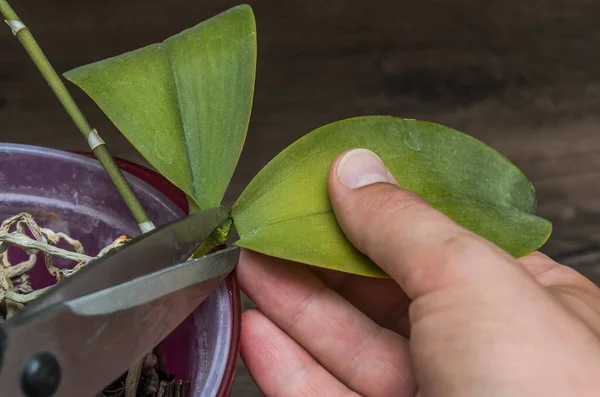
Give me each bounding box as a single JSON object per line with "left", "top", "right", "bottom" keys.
{"left": 62, "top": 5, "right": 551, "bottom": 277}
{"left": 1, "top": 2, "right": 552, "bottom": 396}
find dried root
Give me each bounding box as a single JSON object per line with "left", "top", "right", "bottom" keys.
{"left": 96, "top": 349, "right": 190, "bottom": 397}
{"left": 1, "top": 213, "right": 190, "bottom": 396}
{"left": 0, "top": 213, "right": 131, "bottom": 317}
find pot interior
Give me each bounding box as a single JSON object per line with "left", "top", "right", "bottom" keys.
{"left": 0, "top": 143, "right": 233, "bottom": 395}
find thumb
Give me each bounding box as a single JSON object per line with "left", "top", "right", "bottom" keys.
{"left": 328, "top": 148, "right": 538, "bottom": 299}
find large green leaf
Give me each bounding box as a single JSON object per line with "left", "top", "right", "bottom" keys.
{"left": 232, "top": 116, "right": 552, "bottom": 278}
{"left": 64, "top": 5, "right": 256, "bottom": 209}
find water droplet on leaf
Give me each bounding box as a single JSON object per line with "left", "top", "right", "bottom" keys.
{"left": 404, "top": 131, "right": 423, "bottom": 151}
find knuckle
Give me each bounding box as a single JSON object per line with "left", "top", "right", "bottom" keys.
{"left": 441, "top": 233, "right": 480, "bottom": 253}
{"left": 423, "top": 233, "right": 484, "bottom": 265}
{"left": 360, "top": 185, "right": 427, "bottom": 219}
{"left": 536, "top": 262, "right": 597, "bottom": 289}
{"left": 406, "top": 232, "right": 486, "bottom": 292}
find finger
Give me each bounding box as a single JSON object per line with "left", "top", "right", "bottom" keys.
{"left": 312, "top": 268, "right": 411, "bottom": 336}
{"left": 238, "top": 249, "right": 416, "bottom": 397}
{"left": 519, "top": 251, "right": 598, "bottom": 289}
{"left": 328, "top": 147, "right": 540, "bottom": 300}
{"left": 517, "top": 251, "right": 558, "bottom": 275}
{"left": 519, "top": 252, "right": 600, "bottom": 333}
{"left": 240, "top": 309, "right": 356, "bottom": 397}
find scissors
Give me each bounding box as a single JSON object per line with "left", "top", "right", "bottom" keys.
{"left": 0, "top": 205, "right": 239, "bottom": 397}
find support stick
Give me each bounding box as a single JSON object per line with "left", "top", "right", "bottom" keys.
{"left": 0, "top": 0, "right": 154, "bottom": 231}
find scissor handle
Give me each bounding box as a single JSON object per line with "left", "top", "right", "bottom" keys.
{"left": 0, "top": 314, "right": 64, "bottom": 397}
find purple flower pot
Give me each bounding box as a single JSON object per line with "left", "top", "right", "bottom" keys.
{"left": 0, "top": 143, "right": 241, "bottom": 396}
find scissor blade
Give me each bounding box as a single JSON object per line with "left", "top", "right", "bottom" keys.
{"left": 21, "top": 206, "right": 231, "bottom": 316}
{"left": 0, "top": 247, "right": 239, "bottom": 397}
{"left": 68, "top": 246, "right": 239, "bottom": 315}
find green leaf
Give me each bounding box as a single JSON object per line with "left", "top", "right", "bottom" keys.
{"left": 232, "top": 116, "right": 552, "bottom": 278}
{"left": 64, "top": 5, "right": 256, "bottom": 209}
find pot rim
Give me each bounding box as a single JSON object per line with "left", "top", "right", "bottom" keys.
{"left": 72, "top": 150, "right": 242, "bottom": 397}
{"left": 0, "top": 143, "right": 241, "bottom": 396}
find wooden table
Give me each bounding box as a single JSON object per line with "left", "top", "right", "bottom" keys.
{"left": 3, "top": 0, "right": 600, "bottom": 394}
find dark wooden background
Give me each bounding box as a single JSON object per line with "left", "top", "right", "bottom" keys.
{"left": 3, "top": 0, "right": 600, "bottom": 395}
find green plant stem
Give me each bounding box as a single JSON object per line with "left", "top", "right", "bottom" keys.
{"left": 0, "top": 0, "right": 151, "bottom": 227}
{"left": 1, "top": 4, "right": 154, "bottom": 393}
{"left": 192, "top": 218, "right": 233, "bottom": 258}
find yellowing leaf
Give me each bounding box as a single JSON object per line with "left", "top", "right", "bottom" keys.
{"left": 232, "top": 116, "right": 552, "bottom": 277}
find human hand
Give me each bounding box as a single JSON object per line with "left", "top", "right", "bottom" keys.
{"left": 238, "top": 148, "right": 600, "bottom": 397}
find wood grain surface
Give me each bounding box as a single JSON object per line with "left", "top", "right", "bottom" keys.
{"left": 2, "top": 1, "right": 600, "bottom": 395}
